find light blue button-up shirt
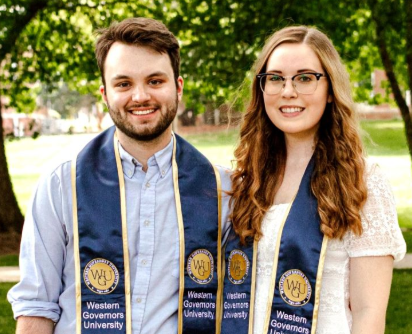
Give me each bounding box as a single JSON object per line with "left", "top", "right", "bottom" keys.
{"left": 8, "top": 137, "right": 232, "bottom": 333}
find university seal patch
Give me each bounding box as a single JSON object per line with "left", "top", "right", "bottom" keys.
{"left": 279, "top": 269, "right": 312, "bottom": 307}
{"left": 187, "top": 249, "right": 214, "bottom": 284}
{"left": 228, "top": 249, "right": 250, "bottom": 284}
{"left": 83, "top": 258, "right": 119, "bottom": 294}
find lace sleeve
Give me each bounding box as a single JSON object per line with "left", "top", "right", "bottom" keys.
{"left": 344, "top": 163, "right": 407, "bottom": 261}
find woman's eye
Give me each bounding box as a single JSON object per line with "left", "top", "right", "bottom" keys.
{"left": 268, "top": 75, "right": 282, "bottom": 82}
{"left": 297, "top": 74, "right": 313, "bottom": 82}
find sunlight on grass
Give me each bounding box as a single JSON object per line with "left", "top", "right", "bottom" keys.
{"left": 0, "top": 283, "right": 16, "bottom": 334}
{"left": 386, "top": 270, "right": 412, "bottom": 334}
{"left": 5, "top": 120, "right": 412, "bottom": 231}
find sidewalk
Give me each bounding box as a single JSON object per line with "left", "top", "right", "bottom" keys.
{"left": 1, "top": 254, "right": 412, "bottom": 282}
{"left": 0, "top": 266, "right": 20, "bottom": 283}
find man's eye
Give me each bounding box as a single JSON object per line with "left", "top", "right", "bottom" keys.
{"left": 268, "top": 75, "right": 283, "bottom": 82}
{"left": 117, "top": 82, "right": 130, "bottom": 88}
{"left": 149, "top": 79, "right": 163, "bottom": 85}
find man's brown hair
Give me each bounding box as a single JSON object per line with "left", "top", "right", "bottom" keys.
{"left": 95, "top": 17, "right": 180, "bottom": 86}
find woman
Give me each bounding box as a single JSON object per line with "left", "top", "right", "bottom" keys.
{"left": 222, "top": 26, "right": 406, "bottom": 334}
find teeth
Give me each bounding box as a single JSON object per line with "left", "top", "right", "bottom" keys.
{"left": 131, "top": 109, "right": 155, "bottom": 115}
{"left": 280, "top": 107, "right": 303, "bottom": 113}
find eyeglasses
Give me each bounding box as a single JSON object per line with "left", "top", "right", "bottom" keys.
{"left": 256, "top": 72, "right": 328, "bottom": 95}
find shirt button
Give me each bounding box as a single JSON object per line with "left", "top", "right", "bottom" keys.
{"left": 141, "top": 260, "right": 147, "bottom": 265}
{"left": 145, "top": 182, "right": 150, "bottom": 188}
{"left": 136, "top": 298, "right": 142, "bottom": 303}
{"left": 127, "top": 170, "right": 133, "bottom": 177}
{"left": 144, "top": 220, "right": 150, "bottom": 226}
{"left": 161, "top": 170, "right": 166, "bottom": 176}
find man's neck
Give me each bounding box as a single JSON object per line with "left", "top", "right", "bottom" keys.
{"left": 116, "top": 127, "right": 172, "bottom": 171}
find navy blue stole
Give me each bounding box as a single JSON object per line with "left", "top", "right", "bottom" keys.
{"left": 173, "top": 134, "right": 222, "bottom": 334}
{"left": 72, "top": 127, "right": 130, "bottom": 334}
{"left": 72, "top": 127, "right": 222, "bottom": 334}
{"left": 221, "top": 158, "right": 328, "bottom": 334}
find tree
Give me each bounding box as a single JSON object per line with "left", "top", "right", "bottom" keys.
{"left": 0, "top": 0, "right": 158, "bottom": 234}
{"left": 1, "top": 0, "right": 412, "bottom": 237}
{"left": 0, "top": 0, "right": 49, "bottom": 234}
{"left": 365, "top": 0, "right": 412, "bottom": 160}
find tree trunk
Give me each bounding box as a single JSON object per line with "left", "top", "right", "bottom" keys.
{"left": 369, "top": 0, "right": 412, "bottom": 167}
{"left": 0, "top": 85, "right": 24, "bottom": 233}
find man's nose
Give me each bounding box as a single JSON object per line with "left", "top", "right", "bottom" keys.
{"left": 131, "top": 85, "right": 150, "bottom": 102}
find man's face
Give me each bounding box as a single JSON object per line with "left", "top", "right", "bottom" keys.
{"left": 100, "top": 42, "right": 183, "bottom": 142}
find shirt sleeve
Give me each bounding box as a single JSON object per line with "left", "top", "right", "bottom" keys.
{"left": 344, "top": 163, "right": 407, "bottom": 262}
{"left": 7, "top": 162, "right": 71, "bottom": 322}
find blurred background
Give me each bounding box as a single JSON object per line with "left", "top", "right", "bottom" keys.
{"left": 0, "top": 0, "right": 411, "bottom": 332}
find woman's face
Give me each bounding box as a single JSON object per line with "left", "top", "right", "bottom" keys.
{"left": 262, "top": 43, "right": 332, "bottom": 142}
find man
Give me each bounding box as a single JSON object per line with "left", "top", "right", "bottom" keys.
{"left": 8, "top": 17, "right": 231, "bottom": 334}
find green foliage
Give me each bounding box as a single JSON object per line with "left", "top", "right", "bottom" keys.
{"left": 0, "top": 0, "right": 159, "bottom": 113}
{"left": 0, "top": 0, "right": 410, "bottom": 115}
{"left": 37, "top": 83, "right": 97, "bottom": 119}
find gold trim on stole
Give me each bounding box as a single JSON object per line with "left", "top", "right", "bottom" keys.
{"left": 71, "top": 133, "right": 132, "bottom": 334}
{"left": 213, "top": 166, "right": 222, "bottom": 334}
{"left": 310, "top": 236, "right": 328, "bottom": 333}
{"left": 248, "top": 240, "right": 258, "bottom": 333}
{"left": 173, "top": 134, "right": 221, "bottom": 334}
{"left": 113, "top": 133, "right": 132, "bottom": 334}
{"left": 172, "top": 134, "right": 186, "bottom": 334}
{"left": 71, "top": 157, "right": 81, "bottom": 334}
{"left": 219, "top": 244, "right": 226, "bottom": 328}
{"left": 263, "top": 201, "right": 294, "bottom": 334}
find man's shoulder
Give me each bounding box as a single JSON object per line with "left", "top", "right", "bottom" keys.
{"left": 37, "top": 159, "right": 73, "bottom": 187}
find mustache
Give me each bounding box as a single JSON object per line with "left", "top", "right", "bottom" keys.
{"left": 125, "top": 103, "right": 160, "bottom": 110}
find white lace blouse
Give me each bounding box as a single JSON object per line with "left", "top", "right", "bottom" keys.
{"left": 253, "top": 164, "right": 406, "bottom": 334}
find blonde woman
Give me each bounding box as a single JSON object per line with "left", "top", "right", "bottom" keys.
{"left": 221, "top": 26, "right": 406, "bottom": 334}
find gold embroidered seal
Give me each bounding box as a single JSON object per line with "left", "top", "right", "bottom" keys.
{"left": 83, "top": 258, "right": 119, "bottom": 294}
{"left": 228, "top": 250, "right": 250, "bottom": 284}
{"left": 187, "top": 249, "right": 214, "bottom": 284}
{"left": 279, "top": 269, "right": 311, "bottom": 306}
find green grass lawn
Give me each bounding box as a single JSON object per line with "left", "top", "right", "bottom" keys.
{"left": 0, "top": 283, "right": 15, "bottom": 334}
{"left": 4, "top": 119, "right": 412, "bottom": 237}
{"left": 386, "top": 269, "right": 412, "bottom": 334}
{"left": 0, "top": 255, "right": 18, "bottom": 267}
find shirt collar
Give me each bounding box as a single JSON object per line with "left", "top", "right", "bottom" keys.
{"left": 118, "top": 136, "right": 174, "bottom": 179}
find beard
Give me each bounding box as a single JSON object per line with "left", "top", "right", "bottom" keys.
{"left": 107, "top": 96, "right": 178, "bottom": 142}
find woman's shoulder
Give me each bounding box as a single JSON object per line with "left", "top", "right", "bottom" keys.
{"left": 343, "top": 158, "right": 406, "bottom": 261}
{"left": 363, "top": 159, "right": 394, "bottom": 198}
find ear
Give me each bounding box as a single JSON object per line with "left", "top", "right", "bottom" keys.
{"left": 100, "top": 85, "right": 108, "bottom": 104}
{"left": 327, "top": 94, "right": 333, "bottom": 103}
{"left": 176, "top": 76, "right": 184, "bottom": 103}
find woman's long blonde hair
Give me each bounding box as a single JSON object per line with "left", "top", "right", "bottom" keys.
{"left": 230, "top": 26, "right": 367, "bottom": 244}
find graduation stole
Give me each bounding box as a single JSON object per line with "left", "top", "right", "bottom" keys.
{"left": 220, "top": 158, "right": 328, "bottom": 334}
{"left": 71, "top": 126, "right": 222, "bottom": 334}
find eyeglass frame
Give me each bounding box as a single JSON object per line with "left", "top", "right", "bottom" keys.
{"left": 256, "top": 72, "right": 328, "bottom": 95}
